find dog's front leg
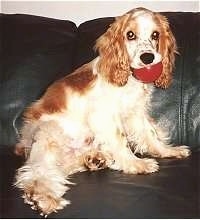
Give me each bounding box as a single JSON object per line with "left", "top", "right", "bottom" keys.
{"left": 125, "top": 113, "right": 191, "bottom": 159}
{"left": 89, "top": 117, "right": 159, "bottom": 174}
{"left": 143, "top": 116, "right": 191, "bottom": 158}
{"left": 104, "top": 136, "right": 159, "bottom": 174}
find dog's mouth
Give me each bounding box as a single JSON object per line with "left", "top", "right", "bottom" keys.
{"left": 131, "top": 62, "right": 163, "bottom": 83}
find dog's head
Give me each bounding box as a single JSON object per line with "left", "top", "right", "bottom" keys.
{"left": 95, "top": 7, "right": 177, "bottom": 88}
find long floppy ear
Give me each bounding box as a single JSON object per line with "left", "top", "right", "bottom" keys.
{"left": 95, "top": 14, "right": 131, "bottom": 86}
{"left": 154, "top": 14, "right": 178, "bottom": 89}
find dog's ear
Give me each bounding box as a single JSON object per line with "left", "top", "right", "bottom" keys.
{"left": 95, "top": 14, "right": 131, "bottom": 86}
{"left": 154, "top": 14, "right": 178, "bottom": 89}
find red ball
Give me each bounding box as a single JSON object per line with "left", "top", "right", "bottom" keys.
{"left": 133, "top": 62, "right": 163, "bottom": 83}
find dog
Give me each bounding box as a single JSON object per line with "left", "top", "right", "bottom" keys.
{"left": 15, "top": 7, "right": 190, "bottom": 216}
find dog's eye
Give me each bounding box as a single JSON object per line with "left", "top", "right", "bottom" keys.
{"left": 151, "top": 31, "right": 160, "bottom": 40}
{"left": 126, "top": 31, "right": 136, "bottom": 40}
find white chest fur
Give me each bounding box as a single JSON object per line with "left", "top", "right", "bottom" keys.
{"left": 40, "top": 75, "right": 153, "bottom": 148}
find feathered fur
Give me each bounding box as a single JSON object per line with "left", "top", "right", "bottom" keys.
{"left": 15, "top": 8, "right": 190, "bottom": 216}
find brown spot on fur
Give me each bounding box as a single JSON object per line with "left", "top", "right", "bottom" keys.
{"left": 15, "top": 143, "right": 25, "bottom": 156}
{"left": 63, "top": 62, "right": 97, "bottom": 93}
{"left": 24, "top": 63, "right": 96, "bottom": 121}
{"left": 84, "top": 136, "right": 95, "bottom": 145}
{"left": 24, "top": 80, "right": 67, "bottom": 120}
{"left": 42, "top": 81, "right": 67, "bottom": 113}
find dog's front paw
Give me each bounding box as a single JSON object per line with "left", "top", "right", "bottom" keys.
{"left": 172, "top": 145, "right": 191, "bottom": 158}
{"left": 141, "top": 158, "right": 159, "bottom": 174}
{"left": 116, "top": 158, "right": 159, "bottom": 174}
{"left": 23, "top": 191, "right": 70, "bottom": 217}
{"left": 132, "top": 158, "right": 159, "bottom": 174}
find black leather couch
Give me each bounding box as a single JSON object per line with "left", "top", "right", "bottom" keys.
{"left": 1, "top": 12, "right": 200, "bottom": 218}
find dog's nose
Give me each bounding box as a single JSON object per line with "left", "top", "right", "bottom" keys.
{"left": 140, "top": 53, "right": 155, "bottom": 65}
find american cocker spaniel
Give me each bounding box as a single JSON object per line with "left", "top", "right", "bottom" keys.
{"left": 15, "top": 7, "right": 190, "bottom": 216}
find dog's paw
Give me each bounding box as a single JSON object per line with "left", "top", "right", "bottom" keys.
{"left": 23, "top": 191, "right": 70, "bottom": 217}
{"left": 21, "top": 180, "right": 70, "bottom": 217}
{"left": 171, "top": 145, "right": 191, "bottom": 158}
{"left": 120, "top": 158, "right": 159, "bottom": 174}
{"left": 84, "top": 151, "right": 112, "bottom": 171}
{"left": 141, "top": 158, "right": 159, "bottom": 174}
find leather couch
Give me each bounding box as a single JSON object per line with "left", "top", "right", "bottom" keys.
{"left": 0, "top": 12, "right": 199, "bottom": 218}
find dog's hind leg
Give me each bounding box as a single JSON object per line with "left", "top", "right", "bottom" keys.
{"left": 15, "top": 121, "right": 85, "bottom": 216}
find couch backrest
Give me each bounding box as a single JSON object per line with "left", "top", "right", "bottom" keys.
{"left": 0, "top": 12, "right": 199, "bottom": 149}
{"left": 1, "top": 14, "right": 78, "bottom": 145}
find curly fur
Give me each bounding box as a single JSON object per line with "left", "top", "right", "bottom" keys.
{"left": 95, "top": 13, "right": 131, "bottom": 86}
{"left": 15, "top": 8, "right": 190, "bottom": 216}
{"left": 154, "top": 13, "right": 178, "bottom": 88}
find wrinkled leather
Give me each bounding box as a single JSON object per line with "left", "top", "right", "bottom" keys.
{"left": 1, "top": 146, "right": 199, "bottom": 218}
{"left": 0, "top": 12, "right": 199, "bottom": 218}
{"left": 0, "top": 14, "right": 78, "bottom": 145}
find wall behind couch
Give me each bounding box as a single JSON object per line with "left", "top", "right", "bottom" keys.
{"left": 1, "top": 0, "right": 199, "bottom": 26}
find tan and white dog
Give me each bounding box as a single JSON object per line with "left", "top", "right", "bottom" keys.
{"left": 15, "top": 8, "right": 190, "bottom": 216}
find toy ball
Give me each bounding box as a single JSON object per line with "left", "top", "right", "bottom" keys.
{"left": 133, "top": 62, "right": 163, "bottom": 83}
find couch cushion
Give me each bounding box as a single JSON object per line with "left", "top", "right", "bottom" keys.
{"left": 74, "top": 17, "right": 115, "bottom": 67}
{"left": 150, "top": 13, "right": 200, "bottom": 149}
{"left": 0, "top": 14, "right": 78, "bottom": 145}
{"left": 1, "top": 144, "right": 199, "bottom": 218}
